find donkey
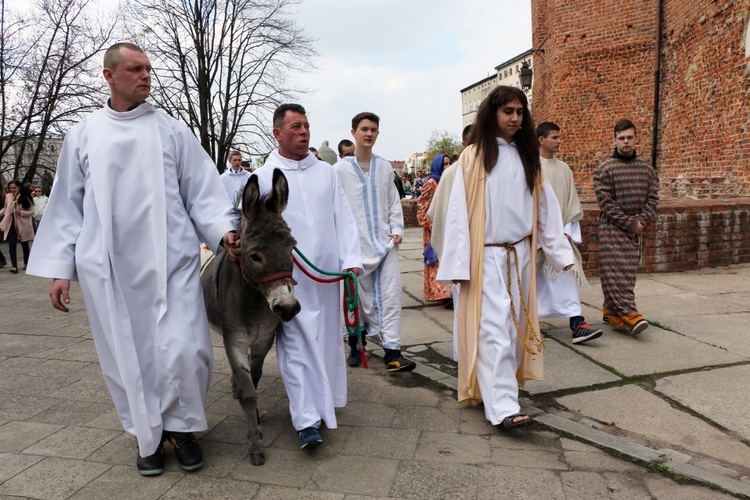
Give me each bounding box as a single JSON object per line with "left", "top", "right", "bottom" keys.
{"left": 201, "top": 168, "right": 300, "bottom": 466}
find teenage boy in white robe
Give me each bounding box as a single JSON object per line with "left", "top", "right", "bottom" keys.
{"left": 437, "top": 86, "right": 574, "bottom": 429}
{"left": 536, "top": 122, "right": 603, "bottom": 344}
{"left": 333, "top": 112, "right": 416, "bottom": 373}
{"left": 27, "top": 43, "right": 239, "bottom": 476}
{"left": 253, "top": 103, "right": 362, "bottom": 450}
{"left": 220, "top": 150, "right": 251, "bottom": 211}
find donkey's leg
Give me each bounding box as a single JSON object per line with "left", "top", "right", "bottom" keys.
{"left": 249, "top": 329, "right": 276, "bottom": 426}
{"left": 223, "top": 329, "right": 266, "bottom": 466}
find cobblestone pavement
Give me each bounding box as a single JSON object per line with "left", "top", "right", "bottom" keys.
{"left": 0, "top": 234, "right": 747, "bottom": 499}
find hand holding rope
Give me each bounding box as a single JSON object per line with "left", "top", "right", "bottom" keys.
{"left": 291, "top": 246, "right": 368, "bottom": 368}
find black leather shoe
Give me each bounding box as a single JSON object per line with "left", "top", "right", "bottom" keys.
{"left": 165, "top": 431, "right": 203, "bottom": 471}
{"left": 136, "top": 442, "right": 165, "bottom": 476}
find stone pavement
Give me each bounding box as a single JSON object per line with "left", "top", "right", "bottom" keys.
{"left": 0, "top": 231, "right": 747, "bottom": 499}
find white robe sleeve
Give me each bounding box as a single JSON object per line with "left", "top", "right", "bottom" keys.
{"left": 26, "top": 131, "right": 84, "bottom": 280}
{"left": 332, "top": 173, "right": 363, "bottom": 273}
{"left": 174, "top": 125, "right": 234, "bottom": 253}
{"left": 387, "top": 170, "right": 404, "bottom": 238}
{"left": 564, "top": 220, "right": 582, "bottom": 244}
{"left": 436, "top": 164, "right": 470, "bottom": 283}
{"left": 538, "top": 178, "right": 576, "bottom": 272}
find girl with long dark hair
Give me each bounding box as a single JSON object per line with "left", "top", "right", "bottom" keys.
{"left": 0, "top": 180, "right": 35, "bottom": 273}
{"left": 436, "top": 86, "right": 575, "bottom": 429}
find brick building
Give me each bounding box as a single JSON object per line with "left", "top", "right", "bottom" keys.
{"left": 531, "top": 0, "right": 750, "bottom": 199}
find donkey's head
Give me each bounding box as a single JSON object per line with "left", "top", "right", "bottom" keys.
{"left": 240, "top": 168, "right": 300, "bottom": 322}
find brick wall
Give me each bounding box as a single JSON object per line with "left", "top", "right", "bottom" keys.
{"left": 531, "top": 0, "right": 750, "bottom": 199}
{"left": 579, "top": 197, "right": 750, "bottom": 276}
{"left": 402, "top": 198, "right": 419, "bottom": 227}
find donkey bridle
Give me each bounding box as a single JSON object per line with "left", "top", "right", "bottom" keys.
{"left": 236, "top": 251, "right": 296, "bottom": 287}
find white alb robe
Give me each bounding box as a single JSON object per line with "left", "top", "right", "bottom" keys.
{"left": 437, "top": 139, "right": 574, "bottom": 424}
{"left": 27, "top": 103, "right": 234, "bottom": 456}
{"left": 220, "top": 167, "right": 251, "bottom": 208}
{"left": 333, "top": 155, "right": 404, "bottom": 349}
{"left": 536, "top": 156, "right": 585, "bottom": 318}
{"left": 254, "top": 150, "right": 361, "bottom": 431}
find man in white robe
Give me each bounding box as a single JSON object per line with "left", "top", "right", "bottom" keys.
{"left": 220, "top": 150, "right": 251, "bottom": 212}
{"left": 253, "top": 103, "right": 361, "bottom": 450}
{"left": 536, "top": 122, "right": 603, "bottom": 344}
{"left": 333, "top": 112, "right": 416, "bottom": 373}
{"left": 436, "top": 88, "right": 574, "bottom": 428}
{"left": 26, "top": 43, "right": 238, "bottom": 476}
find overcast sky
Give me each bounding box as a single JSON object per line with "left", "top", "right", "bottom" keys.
{"left": 7, "top": 0, "right": 532, "bottom": 161}
{"left": 290, "top": 0, "right": 532, "bottom": 160}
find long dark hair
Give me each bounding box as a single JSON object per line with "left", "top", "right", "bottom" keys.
{"left": 466, "top": 86, "right": 540, "bottom": 193}
{"left": 8, "top": 180, "right": 32, "bottom": 210}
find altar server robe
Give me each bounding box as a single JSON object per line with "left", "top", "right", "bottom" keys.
{"left": 254, "top": 150, "right": 361, "bottom": 430}
{"left": 332, "top": 155, "right": 404, "bottom": 347}
{"left": 27, "top": 103, "right": 234, "bottom": 456}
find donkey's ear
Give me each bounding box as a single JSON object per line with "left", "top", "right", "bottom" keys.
{"left": 266, "top": 168, "right": 289, "bottom": 214}
{"left": 242, "top": 175, "right": 260, "bottom": 221}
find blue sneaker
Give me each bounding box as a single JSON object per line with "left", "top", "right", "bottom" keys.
{"left": 298, "top": 427, "right": 322, "bottom": 450}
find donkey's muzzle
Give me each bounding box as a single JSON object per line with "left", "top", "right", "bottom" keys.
{"left": 274, "top": 300, "right": 301, "bottom": 322}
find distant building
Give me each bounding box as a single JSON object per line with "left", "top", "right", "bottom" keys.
{"left": 390, "top": 160, "right": 405, "bottom": 172}
{"left": 460, "top": 50, "right": 534, "bottom": 128}
{"left": 404, "top": 152, "right": 427, "bottom": 174}
{"left": 1, "top": 136, "right": 64, "bottom": 187}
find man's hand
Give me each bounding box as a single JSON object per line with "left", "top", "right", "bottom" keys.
{"left": 223, "top": 231, "right": 241, "bottom": 263}
{"left": 629, "top": 220, "right": 645, "bottom": 235}
{"left": 393, "top": 234, "right": 403, "bottom": 245}
{"left": 50, "top": 279, "right": 71, "bottom": 313}
{"left": 344, "top": 267, "right": 361, "bottom": 277}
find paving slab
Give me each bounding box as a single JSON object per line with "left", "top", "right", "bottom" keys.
{"left": 255, "top": 485, "right": 344, "bottom": 499}
{"left": 477, "top": 466, "right": 565, "bottom": 499}
{"left": 311, "top": 455, "right": 398, "bottom": 496}
{"left": 0, "top": 457, "right": 111, "bottom": 499}
{"left": 645, "top": 312, "right": 750, "bottom": 358}
{"left": 390, "top": 461, "right": 478, "bottom": 499}
{"left": 68, "top": 465, "right": 181, "bottom": 499}
{"left": 0, "top": 394, "right": 62, "bottom": 421}
{"left": 656, "top": 365, "right": 750, "bottom": 441}
{"left": 158, "top": 474, "right": 261, "bottom": 499}
{"left": 557, "top": 385, "right": 750, "bottom": 469}
{"left": 545, "top": 323, "right": 745, "bottom": 376}
{"left": 0, "top": 333, "right": 81, "bottom": 357}
{"left": 643, "top": 474, "right": 736, "bottom": 499}
{"left": 650, "top": 271, "right": 750, "bottom": 294}
{"left": 0, "top": 452, "right": 44, "bottom": 483}
{"left": 23, "top": 425, "right": 120, "bottom": 459}
{"left": 400, "top": 308, "right": 451, "bottom": 346}
{"left": 414, "top": 431, "right": 490, "bottom": 464}
{"left": 640, "top": 292, "right": 747, "bottom": 319}
{"left": 339, "top": 426, "right": 419, "bottom": 460}
{"left": 0, "top": 420, "right": 64, "bottom": 453}
{"left": 390, "top": 406, "right": 460, "bottom": 432}
{"left": 230, "top": 447, "right": 319, "bottom": 488}
{"left": 523, "top": 337, "right": 621, "bottom": 395}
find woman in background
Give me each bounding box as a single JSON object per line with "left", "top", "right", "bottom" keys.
{"left": 417, "top": 154, "right": 453, "bottom": 307}
{"left": 0, "top": 180, "right": 35, "bottom": 273}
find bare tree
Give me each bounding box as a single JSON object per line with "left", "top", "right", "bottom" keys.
{"left": 2, "top": 0, "right": 116, "bottom": 183}
{"left": 131, "top": 0, "right": 315, "bottom": 172}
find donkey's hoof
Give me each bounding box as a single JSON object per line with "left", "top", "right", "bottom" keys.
{"left": 250, "top": 453, "right": 265, "bottom": 466}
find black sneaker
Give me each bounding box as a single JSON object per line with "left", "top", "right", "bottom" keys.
{"left": 165, "top": 431, "right": 203, "bottom": 471}
{"left": 383, "top": 348, "right": 417, "bottom": 372}
{"left": 571, "top": 323, "right": 603, "bottom": 344}
{"left": 136, "top": 442, "right": 165, "bottom": 476}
